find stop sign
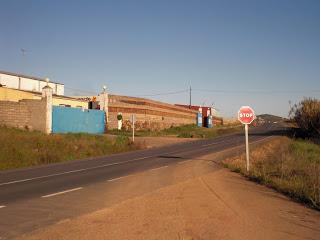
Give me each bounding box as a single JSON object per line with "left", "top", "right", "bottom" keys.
{"left": 238, "top": 106, "right": 255, "bottom": 124}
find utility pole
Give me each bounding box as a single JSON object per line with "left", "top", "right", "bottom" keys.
{"left": 189, "top": 85, "right": 192, "bottom": 109}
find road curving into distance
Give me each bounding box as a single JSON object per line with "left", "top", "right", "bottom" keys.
{"left": 0, "top": 122, "right": 287, "bottom": 239}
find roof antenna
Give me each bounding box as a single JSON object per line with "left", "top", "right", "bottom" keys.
{"left": 21, "top": 48, "right": 27, "bottom": 56}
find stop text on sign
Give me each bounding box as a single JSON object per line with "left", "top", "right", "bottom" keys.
{"left": 239, "top": 113, "right": 253, "bottom": 118}
{"left": 238, "top": 106, "right": 255, "bottom": 125}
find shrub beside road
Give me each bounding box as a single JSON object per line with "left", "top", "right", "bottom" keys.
{"left": 109, "top": 124, "right": 242, "bottom": 138}
{"left": 0, "top": 126, "right": 142, "bottom": 171}
{"left": 223, "top": 137, "right": 320, "bottom": 210}
{"left": 0, "top": 124, "right": 242, "bottom": 171}
{"left": 290, "top": 98, "right": 320, "bottom": 138}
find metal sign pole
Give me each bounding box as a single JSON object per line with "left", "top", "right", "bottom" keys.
{"left": 245, "top": 124, "right": 249, "bottom": 172}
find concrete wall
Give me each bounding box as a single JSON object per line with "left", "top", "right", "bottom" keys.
{"left": 0, "top": 98, "right": 47, "bottom": 132}
{"left": 0, "top": 88, "right": 198, "bottom": 132}
{"left": 107, "top": 95, "right": 197, "bottom": 130}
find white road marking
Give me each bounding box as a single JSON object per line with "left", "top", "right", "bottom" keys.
{"left": 0, "top": 136, "right": 272, "bottom": 187}
{"left": 0, "top": 205, "right": 6, "bottom": 209}
{"left": 202, "top": 142, "right": 219, "bottom": 147}
{"left": 178, "top": 160, "right": 193, "bottom": 164}
{"left": 0, "top": 156, "right": 153, "bottom": 187}
{"left": 108, "top": 174, "right": 134, "bottom": 182}
{"left": 41, "top": 187, "right": 83, "bottom": 198}
{"left": 150, "top": 165, "right": 168, "bottom": 171}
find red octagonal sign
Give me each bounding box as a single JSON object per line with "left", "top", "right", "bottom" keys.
{"left": 238, "top": 106, "right": 255, "bottom": 124}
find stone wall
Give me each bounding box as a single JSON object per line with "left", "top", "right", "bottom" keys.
{"left": 107, "top": 95, "right": 197, "bottom": 130}
{"left": 0, "top": 98, "right": 47, "bottom": 132}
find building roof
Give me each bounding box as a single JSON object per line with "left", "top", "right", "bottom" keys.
{"left": 0, "top": 70, "right": 64, "bottom": 85}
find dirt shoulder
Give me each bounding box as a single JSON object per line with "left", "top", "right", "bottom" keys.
{"left": 19, "top": 154, "right": 320, "bottom": 240}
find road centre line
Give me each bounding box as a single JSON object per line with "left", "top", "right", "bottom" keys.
{"left": 150, "top": 165, "right": 168, "bottom": 171}
{"left": 0, "top": 148, "right": 200, "bottom": 186}
{"left": 41, "top": 187, "right": 83, "bottom": 198}
{"left": 202, "top": 142, "right": 220, "bottom": 147}
{"left": 178, "top": 160, "right": 193, "bottom": 164}
{"left": 108, "top": 174, "right": 135, "bottom": 182}
{"left": 0, "top": 136, "right": 270, "bottom": 187}
{"left": 0, "top": 156, "right": 153, "bottom": 186}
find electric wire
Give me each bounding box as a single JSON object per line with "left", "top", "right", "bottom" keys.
{"left": 64, "top": 85, "right": 320, "bottom": 97}
{"left": 135, "top": 89, "right": 189, "bottom": 97}
{"left": 193, "top": 88, "right": 320, "bottom": 94}
{"left": 64, "top": 86, "right": 98, "bottom": 95}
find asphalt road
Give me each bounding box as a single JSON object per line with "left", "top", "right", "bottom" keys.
{"left": 0, "top": 123, "right": 286, "bottom": 239}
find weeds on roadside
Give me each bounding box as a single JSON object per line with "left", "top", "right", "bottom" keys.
{"left": 0, "top": 126, "right": 142, "bottom": 170}
{"left": 223, "top": 137, "right": 320, "bottom": 210}
{"left": 108, "top": 124, "right": 242, "bottom": 139}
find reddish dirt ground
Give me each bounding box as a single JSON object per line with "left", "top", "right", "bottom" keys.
{"left": 18, "top": 154, "right": 320, "bottom": 240}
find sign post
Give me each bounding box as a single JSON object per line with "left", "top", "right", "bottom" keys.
{"left": 131, "top": 114, "right": 135, "bottom": 142}
{"left": 245, "top": 124, "right": 249, "bottom": 171}
{"left": 237, "top": 106, "right": 255, "bottom": 172}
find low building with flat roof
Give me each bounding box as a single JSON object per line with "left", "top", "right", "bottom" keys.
{"left": 0, "top": 70, "right": 64, "bottom": 95}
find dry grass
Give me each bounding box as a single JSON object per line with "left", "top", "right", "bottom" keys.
{"left": 109, "top": 124, "right": 242, "bottom": 138}
{"left": 223, "top": 137, "right": 320, "bottom": 210}
{"left": 0, "top": 126, "right": 144, "bottom": 171}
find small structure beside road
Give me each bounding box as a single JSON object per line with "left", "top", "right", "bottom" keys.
{"left": 175, "top": 104, "right": 223, "bottom": 127}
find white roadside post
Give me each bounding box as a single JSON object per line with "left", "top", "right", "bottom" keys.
{"left": 131, "top": 114, "right": 135, "bottom": 142}
{"left": 42, "top": 78, "right": 53, "bottom": 134}
{"left": 238, "top": 106, "right": 255, "bottom": 172}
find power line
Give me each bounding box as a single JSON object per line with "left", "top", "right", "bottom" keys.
{"left": 135, "top": 89, "right": 189, "bottom": 97}
{"left": 64, "top": 86, "right": 98, "bottom": 95}
{"left": 63, "top": 85, "right": 320, "bottom": 98}
{"left": 189, "top": 86, "right": 192, "bottom": 108}
{"left": 64, "top": 86, "right": 190, "bottom": 98}
{"left": 193, "top": 88, "right": 320, "bottom": 94}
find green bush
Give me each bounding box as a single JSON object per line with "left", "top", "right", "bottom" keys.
{"left": 117, "top": 114, "right": 123, "bottom": 121}
{"left": 290, "top": 98, "right": 320, "bottom": 137}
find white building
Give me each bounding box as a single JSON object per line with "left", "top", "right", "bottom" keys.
{"left": 0, "top": 70, "right": 64, "bottom": 95}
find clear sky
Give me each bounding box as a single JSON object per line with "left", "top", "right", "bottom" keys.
{"left": 1, "top": 0, "right": 319, "bottom": 118}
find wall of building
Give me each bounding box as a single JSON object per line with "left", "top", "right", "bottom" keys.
{"left": 0, "top": 98, "right": 47, "bottom": 132}
{"left": 107, "top": 95, "right": 197, "bottom": 130}
{"left": 0, "top": 87, "right": 88, "bottom": 109}
{"left": 0, "top": 71, "right": 64, "bottom": 95}
{"left": 0, "top": 87, "right": 41, "bottom": 101}
{"left": 175, "top": 104, "right": 223, "bottom": 126}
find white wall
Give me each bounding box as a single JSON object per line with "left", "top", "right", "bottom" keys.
{"left": 0, "top": 74, "right": 19, "bottom": 89}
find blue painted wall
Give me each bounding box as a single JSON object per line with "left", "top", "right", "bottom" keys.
{"left": 206, "top": 116, "right": 213, "bottom": 128}
{"left": 52, "top": 106, "right": 105, "bottom": 134}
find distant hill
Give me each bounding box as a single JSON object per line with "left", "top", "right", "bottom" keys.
{"left": 257, "top": 114, "right": 287, "bottom": 123}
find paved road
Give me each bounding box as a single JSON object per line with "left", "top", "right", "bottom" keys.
{"left": 0, "top": 123, "right": 286, "bottom": 239}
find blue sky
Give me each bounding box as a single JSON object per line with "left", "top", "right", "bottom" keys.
{"left": 1, "top": 0, "right": 319, "bottom": 117}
